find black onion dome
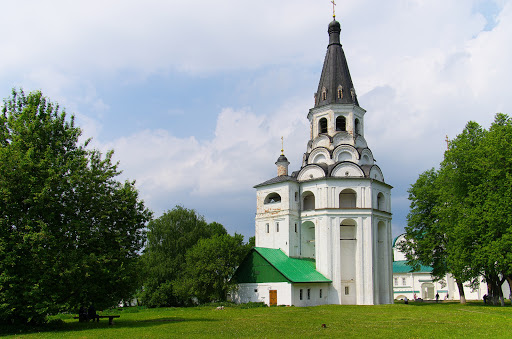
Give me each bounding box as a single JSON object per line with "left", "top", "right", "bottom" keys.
{"left": 276, "top": 154, "right": 289, "bottom": 163}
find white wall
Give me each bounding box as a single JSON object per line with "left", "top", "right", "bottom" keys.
{"left": 233, "top": 282, "right": 292, "bottom": 306}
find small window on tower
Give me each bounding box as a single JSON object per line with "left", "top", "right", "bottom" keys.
{"left": 276, "top": 222, "right": 279, "bottom": 233}
{"left": 295, "top": 192, "right": 298, "bottom": 202}
{"left": 336, "top": 116, "right": 346, "bottom": 131}
{"left": 345, "top": 286, "right": 350, "bottom": 295}
{"left": 266, "top": 223, "right": 269, "bottom": 233}
{"left": 319, "top": 118, "right": 328, "bottom": 134}
{"left": 337, "top": 85, "right": 343, "bottom": 99}
{"left": 322, "top": 87, "right": 327, "bottom": 101}
{"left": 295, "top": 223, "right": 297, "bottom": 233}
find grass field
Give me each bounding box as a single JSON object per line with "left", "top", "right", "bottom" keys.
{"left": 1, "top": 301, "right": 511, "bottom": 338}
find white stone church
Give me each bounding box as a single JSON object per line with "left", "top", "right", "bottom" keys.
{"left": 232, "top": 17, "right": 393, "bottom": 306}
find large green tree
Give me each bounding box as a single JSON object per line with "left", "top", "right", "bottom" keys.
{"left": 140, "top": 206, "right": 227, "bottom": 307}
{"left": 0, "top": 89, "right": 151, "bottom": 324}
{"left": 402, "top": 114, "right": 512, "bottom": 306}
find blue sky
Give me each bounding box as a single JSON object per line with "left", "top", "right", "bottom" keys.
{"left": 2, "top": 0, "right": 511, "bottom": 240}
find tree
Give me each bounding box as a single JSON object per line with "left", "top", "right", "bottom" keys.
{"left": 402, "top": 114, "right": 512, "bottom": 306}
{"left": 140, "top": 206, "right": 227, "bottom": 307}
{"left": 173, "top": 233, "right": 251, "bottom": 304}
{"left": 0, "top": 89, "right": 151, "bottom": 324}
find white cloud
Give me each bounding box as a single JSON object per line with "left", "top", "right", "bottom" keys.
{"left": 2, "top": 0, "right": 511, "bottom": 238}
{"left": 101, "top": 98, "right": 309, "bottom": 213}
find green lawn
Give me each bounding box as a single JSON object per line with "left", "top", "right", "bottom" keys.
{"left": 2, "top": 302, "right": 511, "bottom": 338}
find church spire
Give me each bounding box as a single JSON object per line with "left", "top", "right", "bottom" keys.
{"left": 314, "top": 18, "right": 359, "bottom": 108}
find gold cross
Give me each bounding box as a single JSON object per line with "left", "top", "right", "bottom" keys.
{"left": 281, "top": 136, "right": 284, "bottom": 155}
{"left": 445, "top": 135, "right": 449, "bottom": 150}
{"left": 331, "top": 0, "right": 336, "bottom": 19}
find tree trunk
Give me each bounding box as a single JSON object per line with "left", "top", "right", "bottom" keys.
{"left": 456, "top": 279, "right": 466, "bottom": 304}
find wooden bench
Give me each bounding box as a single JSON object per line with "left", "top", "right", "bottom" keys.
{"left": 74, "top": 315, "right": 120, "bottom": 325}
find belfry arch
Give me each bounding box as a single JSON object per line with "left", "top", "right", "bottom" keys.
{"left": 339, "top": 189, "right": 356, "bottom": 208}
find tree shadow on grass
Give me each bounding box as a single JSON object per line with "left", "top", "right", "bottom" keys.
{"left": 0, "top": 317, "right": 218, "bottom": 336}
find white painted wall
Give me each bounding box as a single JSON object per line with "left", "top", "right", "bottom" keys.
{"left": 232, "top": 282, "right": 292, "bottom": 306}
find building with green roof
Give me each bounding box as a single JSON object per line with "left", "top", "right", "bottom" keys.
{"left": 232, "top": 13, "right": 394, "bottom": 307}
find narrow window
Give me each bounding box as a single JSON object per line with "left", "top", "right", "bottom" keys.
{"left": 294, "top": 223, "right": 297, "bottom": 233}
{"left": 402, "top": 277, "right": 406, "bottom": 286}
{"left": 300, "top": 289, "right": 303, "bottom": 300}
{"left": 338, "top": 89, "right": 342, "bottom": 98}
{"left": 266, "top": 223, "right": 269, "bottom": 233}
{"left": 294, "top": 192, "right": 298, "bottom": 202}
{"left": 345, "top": 286, "right": 349, "bottom": 295}
{"left": 319, "top": 118, "right": 328, "bottom": 134}
{"left": 307, "top": 289, "right": 311, "bottom": 300}
{"left": 319, "top": 289, "right": 323, "bottom": 298}
{"left": 394, "top": 278, "right": 398, "bottom": 286}
{"left": 276, "top": 222, "right": 279, "bottom": 233}
{"left": 354, "top": 118, "right": 360, "bottom": 135}
{"left": 254, "top": 289, "right": 258, "bottom": 292}
{"left": 336, "top": 116, "right": 346, "bottom": 131}
{"left": 322, "top": 90, "right": 327, "bottom": 100}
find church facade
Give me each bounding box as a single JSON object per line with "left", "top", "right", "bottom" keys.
{"left": 232, "top": 18, "right": 393, "bottom": 306}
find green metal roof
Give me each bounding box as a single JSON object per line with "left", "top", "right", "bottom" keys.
{"left": 393, "top": 260, "right": 433, "bottom": 274}
{"left": 233, "top": 247, "right": 331, "bottom": 284}
{"left": 253, "top": 247, "right": 331, "bottom": 283}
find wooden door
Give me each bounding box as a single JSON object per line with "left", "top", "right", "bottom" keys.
{"left": 269, "top": 290, "right": 277, "bottom": 306}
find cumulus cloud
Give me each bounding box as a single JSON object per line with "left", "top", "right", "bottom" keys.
{"left": 100, "top": 98, "right": 309, "bottom": 215}
{"left": 2, "top": 0, "right": 511, "bottom": 237}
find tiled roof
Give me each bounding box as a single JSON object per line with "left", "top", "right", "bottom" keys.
{"left": 254, "top": 247, "right": 332, "bottom": 283}
{"left": 253, "top": 175, "right": 297, "bottom": 188}
{"left": 393, "top": 260, "right": 433, "bottom": 274}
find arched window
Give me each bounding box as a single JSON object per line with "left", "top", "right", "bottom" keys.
{"left": 339, "top": 189, "right": 356, "bottom": 208}
{"left": 303, "top": 192, "right": 315, "bottom": 211}
{"left": 264, "top": 192, "right": 281, "bottom": 204}
{"left": 337, "top": 85, "right": 343, "bottom": 99}
{"left": 336, "top": 116, "right": 346, "bottom": 131}
{"left": 319, "top": 118, "right": 328, "bottom": 134}
{"left": 322, "top": 88, "right": 327, "bottom": 101}
{"left": 354, "top": 118, "right": 360, "bottom": 135}
{"left": 377, "top": 192, "right": 385, "bottom": 210}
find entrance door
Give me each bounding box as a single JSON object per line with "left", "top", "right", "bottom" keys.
{"left": 422, "top": 283, "right": 435, "bottom": 299}
{"left": 269, "top": 290, "right": 277, "bottom": 306}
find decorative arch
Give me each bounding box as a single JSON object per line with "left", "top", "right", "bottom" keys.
{"left": 339, "top": 189, "right": 357, "bottom": 208}
{"left": 331, "top": 162, "right": 365, "bottom": 178}
{"left": 369, "top": 165, "right": 385, "bottom": 182}
{"left": 308, "top": 147, "right": 331, "bottom": 165}
{"left": 264, "top": 192, "right": 281, "bottom": 204}
{"left": 302, "top": 191, "right": 315, "bottom": 211}
{"left": 297, "top": 165, "right": 326, "bottom": 181}
{"left": 312, "top": 134, "right": 331, "bottom": 149}
{"left": 359, "top": 149, "right": 374, "bottom": 165}
{"left": 333, "top": 145, "right": 359, "bottom": 163}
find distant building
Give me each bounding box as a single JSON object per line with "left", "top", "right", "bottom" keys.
{"left": 232, "top": 16, "right": 393, "bottom": 306}
{"left": 392, "top": 234, "right": 508, "bottom": 301}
